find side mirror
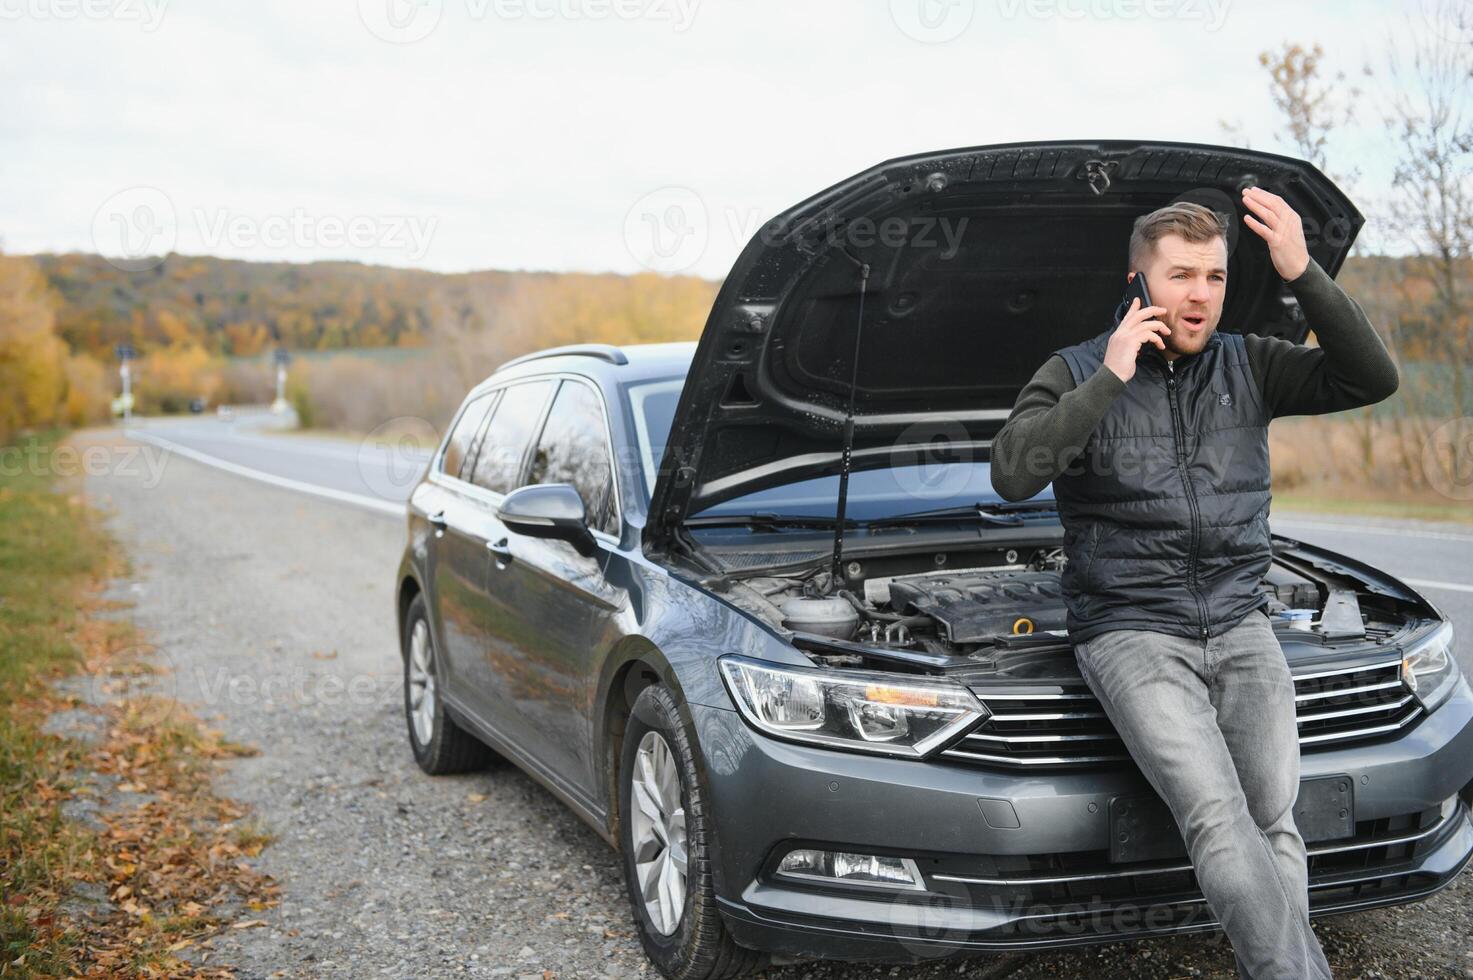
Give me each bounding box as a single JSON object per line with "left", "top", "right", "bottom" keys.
{"left": 497, "top": 484, "right": 598, "bottom": 558}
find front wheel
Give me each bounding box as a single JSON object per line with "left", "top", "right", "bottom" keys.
{"left": 618, "top": 685, "right": 764, "bottom": 980}
{"left": 402, "top": 593, "right": 495, "bottom": 774}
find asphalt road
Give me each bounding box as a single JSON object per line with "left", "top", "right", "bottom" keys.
{"left": 72, "top": 415, "right": 1473, "bottom": 979}
{"left": 124, "top": 412, "right": 1473, "bottom": 677}
{"left": 123, "top": 408, "right": 431, "bottom": 516}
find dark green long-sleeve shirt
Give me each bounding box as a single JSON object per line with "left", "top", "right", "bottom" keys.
{"left": 989, "top": 260, "right": 1400, "bottom": 503}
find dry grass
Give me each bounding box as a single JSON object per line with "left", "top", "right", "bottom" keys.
{"left": 0, "top": 433, "right": 276, "bottom": 977}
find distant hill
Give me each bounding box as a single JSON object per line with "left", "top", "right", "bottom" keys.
{"left": 25, "top": 250, "right": 1465, "bottom": 368}
{"left": 31, "top": 253, "right": 721, "bottom": 360}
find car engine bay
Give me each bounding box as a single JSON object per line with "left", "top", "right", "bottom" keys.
{"left": 704, "top": 535, "right": 1434, "bottom": 679}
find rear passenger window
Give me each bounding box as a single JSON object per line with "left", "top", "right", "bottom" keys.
{"left": 528, "top": 380, "right": 617, "bottom": 535}
{"left": 440, "top": 391, "right": 495, "bottom": 479}
{"left": 469, "top": 381, "right": 553, "bottom": 494}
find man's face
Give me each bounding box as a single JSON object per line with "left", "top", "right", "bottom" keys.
{"left": 1137, "top": 233, "right": 1228, "bottom": 359}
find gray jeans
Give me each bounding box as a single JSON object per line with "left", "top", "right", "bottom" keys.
{"left": 1072, "top": 607, "right": 1333, "bottom": 980}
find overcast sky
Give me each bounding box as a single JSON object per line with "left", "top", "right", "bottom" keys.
{"left": 0, "top": 0, "right": 1446, "bottom": 278}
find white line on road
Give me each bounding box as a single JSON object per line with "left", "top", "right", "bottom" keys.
{"left": 125, "top": 428, "right": 406, "bottom": 519}
{"left": 1272, "top": 516, "right": 1473, "bottom": 543}
{"left": 1403, "top": 577, "right": 1473, "bottom": 595}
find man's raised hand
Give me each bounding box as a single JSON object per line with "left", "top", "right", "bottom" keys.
{"left": 1103, "top": 297, "right": 1170, "bottom": 383}
{"left": 1242, "top": 186, "right": 1310, "bottom": 282}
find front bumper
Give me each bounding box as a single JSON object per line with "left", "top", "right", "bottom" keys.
{"left": 692, "top": 674, "right": 1473, "bottom": 963}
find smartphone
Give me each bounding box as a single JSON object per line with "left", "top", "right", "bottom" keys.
{"left": 1113, "top": 273, "right": 1152, "bottom": 326}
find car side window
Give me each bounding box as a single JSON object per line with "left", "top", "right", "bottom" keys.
{"left": 468, "top": 380, "right": 553, "bottom": 494}
{"left": 439, "top": 391, "right": 496, "bottom": 479}
{"left": 528, "top": 379, "right": 618, "bottom": 535}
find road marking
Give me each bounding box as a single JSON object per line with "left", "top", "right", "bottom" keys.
{"left": 1402, "top": 578, "right": 1473, "bottom": 595}
{"left": 1272, "top": 516, "right": 1473, "bottom": 543}
{"left": 125, "top": 428, "right": 406, "bottom": 519}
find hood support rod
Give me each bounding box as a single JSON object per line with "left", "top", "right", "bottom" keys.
{"left": 828, "top": 258, "right": 870, "bottom": 592}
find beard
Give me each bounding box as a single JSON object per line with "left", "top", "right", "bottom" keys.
{"left": 1163, "top": 313, "right": 1217, "bottom": 356}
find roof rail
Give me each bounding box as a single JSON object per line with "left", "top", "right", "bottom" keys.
{"left": 495, "top": 343, "right": 629, "bottom": 373}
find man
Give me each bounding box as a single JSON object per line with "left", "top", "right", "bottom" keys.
{"left": 989, "top": 190, "right": 1399, "bottom": 979}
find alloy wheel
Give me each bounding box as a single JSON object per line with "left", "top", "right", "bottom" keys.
{"left": 407, "top": 618, "right": 436, "bottom": 746}
{"left": 630, "top": 730, "right": 688, "bottom": 935}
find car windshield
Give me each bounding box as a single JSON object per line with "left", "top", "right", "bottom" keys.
{"left": 625, "top": 376, "right": 1054, "bottom": 524}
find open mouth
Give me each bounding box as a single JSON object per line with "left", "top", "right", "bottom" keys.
{"left": 1180, "top": 312, "right": 1208, "bottom": 331}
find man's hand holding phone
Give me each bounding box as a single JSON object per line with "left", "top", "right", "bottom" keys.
{"left": 1103, "top": 292, "right": 1170, "bottom": 383}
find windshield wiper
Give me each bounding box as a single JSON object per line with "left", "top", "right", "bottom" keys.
{"left": 864, "top": 501, "right": 1059, "bottom": 529}
{"left": 683, "top": 512, "right": 859, "bottom": 531}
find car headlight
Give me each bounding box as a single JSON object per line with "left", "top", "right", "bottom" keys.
{"left": 1403, "top": 621, "right": 1459, "bottom": 713}
{"left": 718, "top": 655, "right": 988, "bottom": 757}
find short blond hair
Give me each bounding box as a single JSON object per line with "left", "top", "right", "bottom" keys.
{"left": 1128, "top": 202, "right": 1228, "bottom": 271}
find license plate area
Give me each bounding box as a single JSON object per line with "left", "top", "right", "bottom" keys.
{"left": 1108, "top": 774, "right": 1355, "bottom": 863}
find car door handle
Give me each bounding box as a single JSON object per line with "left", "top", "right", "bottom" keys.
{"left": 487, "top": 537, "right": 513, "bottom": 567}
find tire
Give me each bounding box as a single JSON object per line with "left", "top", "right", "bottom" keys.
{"left": 402, "top": 593, "right": 494, "bottom": 774}
{"left": 619, "top": 685, "right": 765, "bottom": 980}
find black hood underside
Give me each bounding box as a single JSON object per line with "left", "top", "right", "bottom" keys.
{"left": 648, "top": 140, "right": 1362, "bottom": 548}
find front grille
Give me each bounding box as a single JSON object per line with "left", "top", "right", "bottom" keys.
{"left": 942, "top": 655, "right": 1424, "bottom": 769}
{"left": 916, "top": 804, "right": 1460, "bottom": 939}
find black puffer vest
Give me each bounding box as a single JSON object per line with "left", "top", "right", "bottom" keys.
{"left": 1051, "top": 329, "right": 1272, "bottom": 644}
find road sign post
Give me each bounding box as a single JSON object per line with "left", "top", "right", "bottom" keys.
{"left": 272, "top": 349, "right": 292, "bottom": 415}
{"left": 114, "top": 344, "right": 136, "bottom": 422}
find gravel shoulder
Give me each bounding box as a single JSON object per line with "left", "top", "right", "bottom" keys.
{"left": 77, "top": 429, "right": 1471, "bottom": 979}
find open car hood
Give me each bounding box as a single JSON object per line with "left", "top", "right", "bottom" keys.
{"left": 646, "top": 140, "right": 1361, "bottom": 549}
